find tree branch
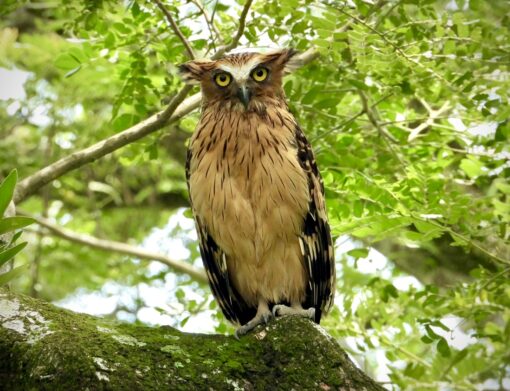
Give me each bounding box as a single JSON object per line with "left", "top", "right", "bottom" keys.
{"left": 406, "top": 99, "right": 451, "bottom": 141}
{"left": 28, "top": 213, "right": 208, "bottom": 283}
{"left": 14, "top": 87, "right": 197, "bottom": 204}
{"left": 152, "top": 0, "right": 195, "bottom": 59}
{"left": 0, "top": 289, "right": 385, "bottom": 391}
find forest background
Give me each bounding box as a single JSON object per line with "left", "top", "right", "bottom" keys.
{"left": 0, "top": 0, "right": 509, "bottom": 389}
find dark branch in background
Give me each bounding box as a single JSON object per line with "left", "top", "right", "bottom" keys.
{"left": 30, "top": 124, "right": 55, "bottom": 298}
{"left": 152, "top": 0, "right": 196, "bottom": 59}
{"left": 27, "top": 213, "right": 207, "bottom": 283}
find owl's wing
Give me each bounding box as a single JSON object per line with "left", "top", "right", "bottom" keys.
{"left": 295, "top": 126, "right": 336, "bottom": 323}
{"left": 185, "top": 150, "right": 256, "bottom": 326}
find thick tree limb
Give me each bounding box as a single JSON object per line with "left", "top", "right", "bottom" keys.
{"left": 0, "top": 289, "right": 384, "bottom": 391}
{"left": 29, "top": 214, "right": 207, "bottom": 283}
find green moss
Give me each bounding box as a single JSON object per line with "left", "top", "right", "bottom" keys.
{"left": 1, "top": 289, "right": 383, "bottom": 390}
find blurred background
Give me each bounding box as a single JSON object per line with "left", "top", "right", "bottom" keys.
{"left": 1, "top": 0, "right": 509, "bottom": 389}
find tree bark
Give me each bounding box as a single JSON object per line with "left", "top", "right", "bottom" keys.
{"left": 0, "top": 288, "right": 383, "bottom": 391}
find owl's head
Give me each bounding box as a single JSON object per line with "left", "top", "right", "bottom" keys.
{"left": 178, "top": 49, "right": 300, "bottom": 110}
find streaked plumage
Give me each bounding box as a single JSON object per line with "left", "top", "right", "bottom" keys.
{"left": 179, "top": 49, "right": 335, "bottom": 335}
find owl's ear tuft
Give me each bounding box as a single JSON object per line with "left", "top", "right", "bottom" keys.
{"left": 282, "top": 48, "right": 302, "bottom": 74}
{"left": 178, "top": 59, "right": 215, "bottom": 85}
{"left": 261, "top": 48, "right": 301, "bottom": 74}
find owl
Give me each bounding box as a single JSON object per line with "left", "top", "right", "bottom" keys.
{"left": 179, "top": 49, "right": 335, "bottom": 337}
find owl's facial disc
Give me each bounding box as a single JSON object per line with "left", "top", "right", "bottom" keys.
{"left": 236, "top": 85, "right": 251, "bottom": 109}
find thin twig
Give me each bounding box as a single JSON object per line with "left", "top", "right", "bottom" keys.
{"left": 189, "top": 0, "right": 223, "bottom": 47}
{"left": 407, "top": 212, "right": 510, "bottom": 267}
{"left": 27, "top": 213, "right": 208, "bottom": 283}
{"left": 479, "top": 266, "right": 510, "bottom": 291}
{"left": 212, "top": 0, "right": 254, "bottom": 59}
{"left": 311, "top": 92, "right": 393, "bottom": 142}
{"left": 152, "top": 0, "right": 195, "bottom": 59}
{"left": 359, "top": 90, "right": 406, "bottom": 166}
{"left": 210, "top": 0, "right": 219, "bottom": 28}
{"left": 358, "top": 90, "right": 398, "bottom": 143}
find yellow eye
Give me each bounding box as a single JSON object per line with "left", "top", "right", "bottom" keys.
{"left": 215, "top": 73, "right": 231, "bottom": 87}
{"left": 251, "top": 67, "right": 268, "bottom": 82}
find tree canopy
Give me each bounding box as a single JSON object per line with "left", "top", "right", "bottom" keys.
{"left": 1, "top": 0, "right": 509, "bottom": 389}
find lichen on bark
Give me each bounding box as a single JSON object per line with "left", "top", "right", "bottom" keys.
{"left": 0, "top": 288, "right": 384, "bottom": 390}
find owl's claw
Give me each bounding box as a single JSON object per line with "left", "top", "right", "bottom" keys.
{"left": 234, "top": 309, "right": 273, "bottom": 339}
{"left": 272, "top": 304, "right": 315, "bottom": 320}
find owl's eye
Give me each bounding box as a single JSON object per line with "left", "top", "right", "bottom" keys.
{"left": 251, "top": 67, "right": 268, "bottom": 82}
{"left": 214, "top": 73, "right": 231, "bottom": 87}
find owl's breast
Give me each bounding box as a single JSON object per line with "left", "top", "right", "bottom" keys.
{"left": 188, "top": 108, "right": 310, "bottom": 260}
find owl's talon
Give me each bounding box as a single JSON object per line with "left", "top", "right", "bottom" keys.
{"left": 272, "top": 304, "right": 315, "bottom": 320}
{"left": 272, "top": 304, "right": 283, "bottom": 318}
{"left": 234, "top": 308, "right": 272, "bottom": 338}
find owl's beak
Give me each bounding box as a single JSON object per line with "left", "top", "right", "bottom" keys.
{"left": 236, "top": 85, "right": 251, "bottom": 109}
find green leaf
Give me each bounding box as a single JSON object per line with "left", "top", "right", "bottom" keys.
{"left": 0, "top": 169, "right": 17, "bottom": 217}
{"left": 64, "top": 65, "right": 82, "bottom": 78}
{"left": 301, "top": 86, "right": 322, "bottom": 104}
{"left": 0, "top": 264, "right": 27, "bottom": 286}
{"left": 348, "top": 79, "right": 367, "bottom": 90}
{"left": 384, "top": 284, "right": 399, "bottom": 299}
{"left": 353, "top": 200, "right": 363, "bottom": 217}
{"left": 112, "top": 113, "right": 137, "bottom": 132}
{"left": 347, "top": 248, "right": 369, "bottom": 259}
{"left": 437, "top": 338, "right": 451, "bottom": 357}
{"left": 55, "top": 53, "right": 81, "bottom": 71}
{"left": 460, "top": 158, "right": 484, "bottom": 179}
{"left": 0, "top": 242, "right": 27, "bottom": 268}
{"left": 430, "top": 320, "right": 450, "bottom": 332}
{"left": 0, "top": 217, "right": 35, "bottom": 235}
{"left": 425, "top": 325, "right": 440, "bottom": 340}
{"left": 449, "top": 348, "right": 468, "bottom": 367}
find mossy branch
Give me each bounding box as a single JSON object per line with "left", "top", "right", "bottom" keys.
{"left": 0, "top": 288, "right": 383, "bottom": 390}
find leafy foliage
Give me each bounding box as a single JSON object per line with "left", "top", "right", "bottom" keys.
{"left": 0, "top": 169, "right": 33, "bottom": 285}
{"left": 1, "top": 0, "right": 509, "bottom": 389}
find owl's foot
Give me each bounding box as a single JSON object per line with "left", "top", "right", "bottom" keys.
{"left": 272, "top": 304, "right": 315, "bottom": 320}
{"left": 234, "top": 303, "right": 273, "bottom": 339}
